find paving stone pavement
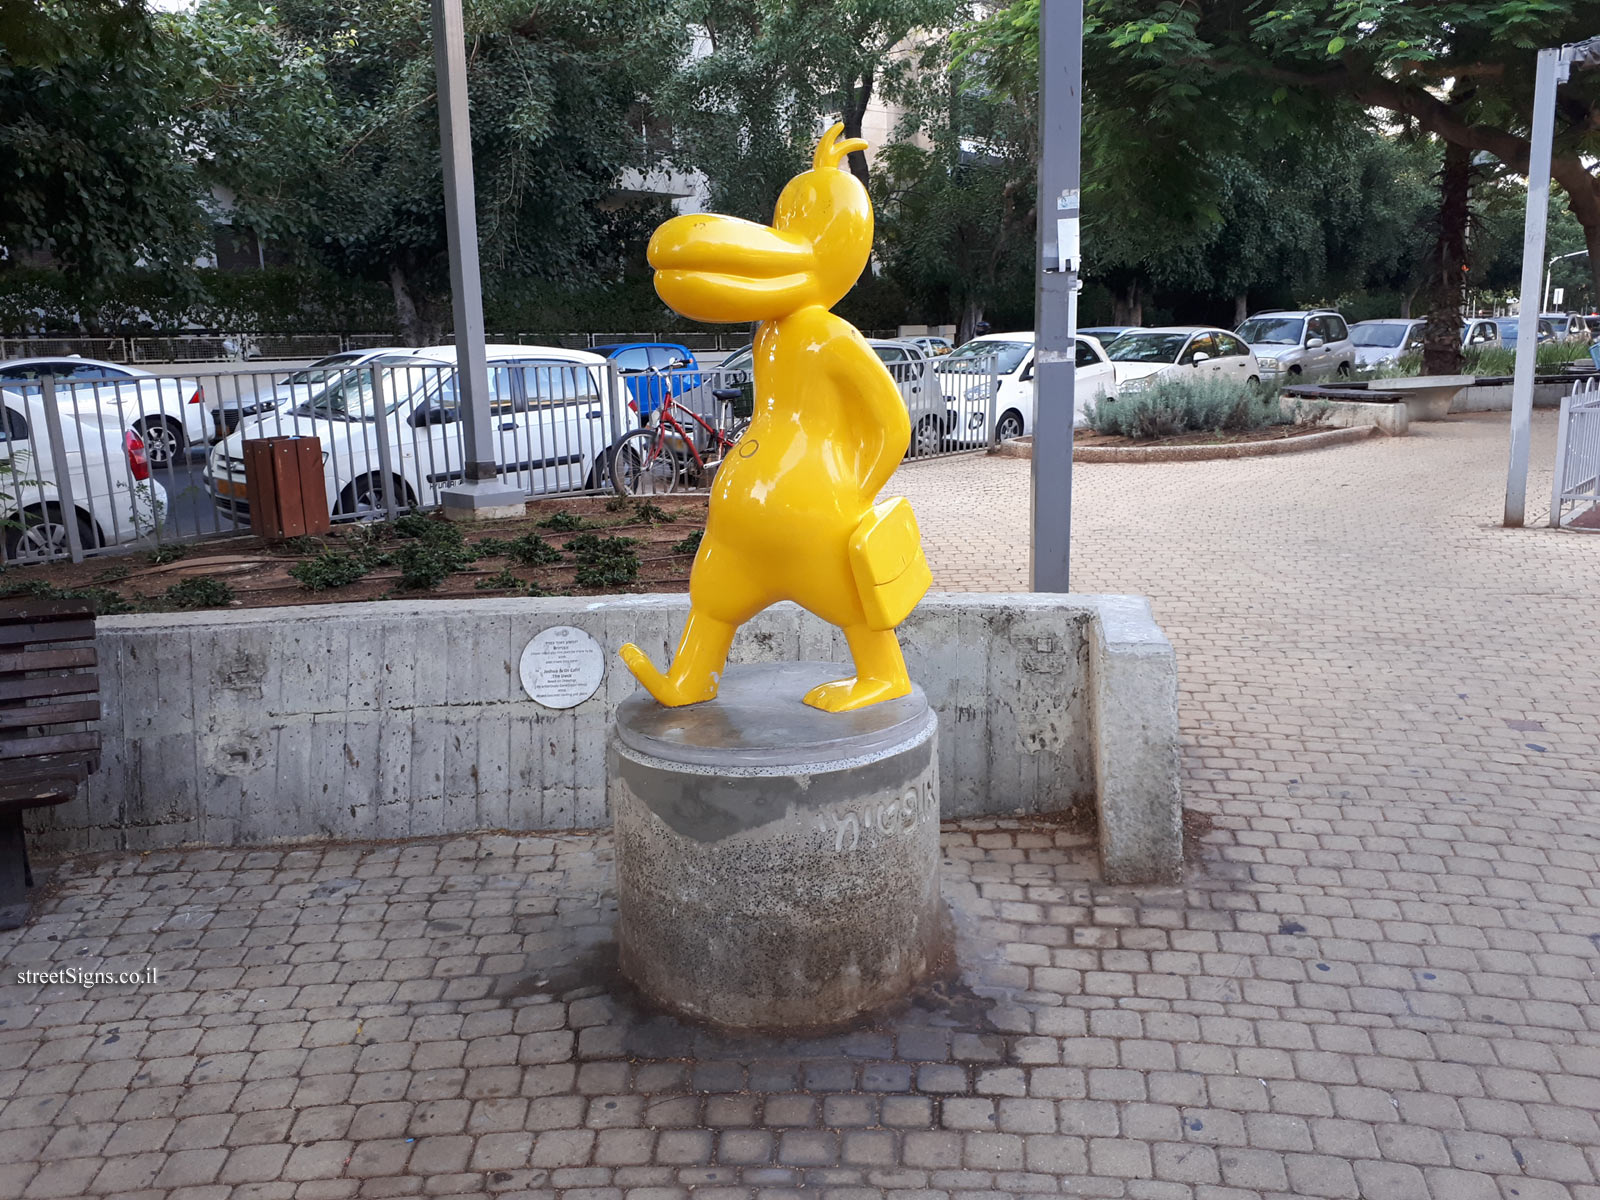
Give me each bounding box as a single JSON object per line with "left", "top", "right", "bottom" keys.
{"left": 2, "top": 411, "right": 1598, "bottom": 1200}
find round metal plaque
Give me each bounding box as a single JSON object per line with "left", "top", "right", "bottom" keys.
{"left": 520, "top": 626, "right": 605, "bottom": 709}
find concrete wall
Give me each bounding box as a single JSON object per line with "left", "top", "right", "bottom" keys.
{"left": 1450, "top": 380, "right": 1571, "bottom": 412}
{"left": 31, "top": 593, "right": 1181, "bottom": 881}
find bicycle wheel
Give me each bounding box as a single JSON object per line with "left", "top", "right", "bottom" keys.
{"left": 611, "top": 428, "right": 682, "bottom": 496}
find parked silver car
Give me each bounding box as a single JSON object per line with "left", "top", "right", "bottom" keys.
{"left": 1235, "top": 310, "right": 1354, "bottom": 379}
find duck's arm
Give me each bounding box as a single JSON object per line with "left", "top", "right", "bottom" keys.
{"left": 823, "top": 330, "right": 910, "bottom": 497}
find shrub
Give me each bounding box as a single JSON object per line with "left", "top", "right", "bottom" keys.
{"left": 289, "top": 552, "right": 370, "bottom": 591}
{"left": 1086, "top": 376, "right": 1290, "bottom": 440}
{"left": 391, "top": 540, "right": 473, "bottom": 590}
{"left": 631, "top": 502, "right": 675, "bottom": 525}
{"left": 1462, "top": 341, "right": 1585, "bottom": 376}
{"left": 475, "top": 533, "right": 561, "bottom": 566}
{"left": 567, "top": 534, "right": 641, "bottom": 588}
{"left": 538, "top": 510, "right": 587, "bottom": 532}
{"left": 671, "top": 529, "right": 703, "bottom": 556}
{"left": 164, "top": 576, "right": 234, "bottom": 609}
{"left": 147, "top": 544, "right": 187, "bottom": 565}
{"left": 0, "top": 577, "right": 136, "bottom": 614}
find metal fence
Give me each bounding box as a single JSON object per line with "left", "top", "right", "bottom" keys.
{"left": 1550, "top": 375, "right": 1600, "bottom": 530}
{"left": 1, "top": 356, "right": 630, "bottom": 564}
{"left": 0, "top": 329, "right": 905, "bottom": 365}
{"left": 0, "top": 346, "right": 996, "bottom": 565}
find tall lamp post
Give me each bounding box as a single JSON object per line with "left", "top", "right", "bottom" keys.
{"left": 431, "top": 0, "right": 524, "bottom": 521}
{"left": 1542, "top": 249, "right": 1588, "bottom": 311}
{"left": 1504, "top": 36, "right": 1600, "bottom": 528}
{"left": 1030, "top": 0, "right": 1084, "bottom": 591}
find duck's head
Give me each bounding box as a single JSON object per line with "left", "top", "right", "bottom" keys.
{"left": 648, "top": 123, "right": 873, "bottom": 323}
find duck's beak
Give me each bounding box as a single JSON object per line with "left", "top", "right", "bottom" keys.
{"left": 649, "top": 213, "right": 817, "bottom": 323}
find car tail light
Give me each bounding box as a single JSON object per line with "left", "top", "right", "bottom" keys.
{"left": 126, "top": 431, "right": 150, "bottom": 481}
{"left": 188, "top": 385, "right": 204, "bottom": 405}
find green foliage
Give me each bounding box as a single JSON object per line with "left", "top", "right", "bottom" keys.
{"left": 1462, "top": 341, "right": 1587, "bottom": 377}
{"left": 162, "top": 576, "right": 235, "bottom": 610}
{"left": 0, "top": 3, "right": 207, "bottom": 279}
{"left": 147, "top": 544, "right": 187, "bottom": 565}
{"left": 537, "top": 510, "right": 587, "bottom": 532}
{"left": 385, "top": 510, "right": 474, "bottom": 589}
{"left": 630, "top": 503, "right": 675, "bottom": 526}
{"left": 391, "top": 540, "right": 473, "bottom": 591}
{"left": 567, "top": 533, "right": 641, "bottom": 589}
{"left": 289, "top": 551, "right": 370, "bottom": 592}
{"left": 0, "top": 575, "right": 136, "bottom": 614}
{"left": 474, "top": 533, "right": 562, "bottom": 567}
{"left": 657, "top": 0, "right": 957, "bottom": 221}
{"left": 475, "top": 567, "right": 525, "bottom": 593}
{"left": 671, "top": 529, "right": 704, "bottom": 556}
{"left": 1085, "top": 376, "right": 1289, "bottom": 440}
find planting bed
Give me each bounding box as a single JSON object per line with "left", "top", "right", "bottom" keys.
{"left": 0, "top": 494, "right": 707, "bottom": 613}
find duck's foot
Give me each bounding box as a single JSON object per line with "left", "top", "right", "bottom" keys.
{"left": 801, "top": 674, "right": 911, "bottom": 714}
{"left": 619, "top": 643, "right": 720, "bottom": 707}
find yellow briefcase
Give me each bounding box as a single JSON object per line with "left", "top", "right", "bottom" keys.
{"left": 849, "top": 497, "right": 933, "bottom": 630}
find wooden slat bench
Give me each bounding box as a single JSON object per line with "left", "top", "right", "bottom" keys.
{"left": 0, "top": 598, "right": 100, "bottom": 930}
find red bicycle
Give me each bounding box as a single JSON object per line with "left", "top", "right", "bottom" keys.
{"left": 608, "top": 383, "right": 748, "bottom": 496}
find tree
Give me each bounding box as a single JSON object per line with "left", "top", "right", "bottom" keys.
{"left": 871, "top": 32, "right": 1036, "bottom": 338}
{"left": 0, "top": 1, "right": 208, "bottom": 279}
{"left": 658, "top": 0, "right": 957, "bottom": 221}
{"left": 184, "top": 0, "right": 685, "bottom": 343}
{"left": 1080, "top": 0, "right": 1600, "bottom": 304}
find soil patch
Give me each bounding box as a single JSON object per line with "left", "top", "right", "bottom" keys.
{"left": 0, "top": 495, "right": 706, "bottom": 614}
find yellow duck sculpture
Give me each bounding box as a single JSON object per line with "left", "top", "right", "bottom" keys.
{"left": 619, "top": 123, "right": 932, "bottom": 714}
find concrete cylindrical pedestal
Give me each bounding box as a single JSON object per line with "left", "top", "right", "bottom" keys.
{"left": 611, "top": 661, "right": 940, "bottom": 1030}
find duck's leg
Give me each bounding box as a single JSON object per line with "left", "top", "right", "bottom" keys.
{"left": 802, "top": 624, "right": 913, "bottom": 714}
{"left": 620, "top": 609, "right": 737, "bottom": 707}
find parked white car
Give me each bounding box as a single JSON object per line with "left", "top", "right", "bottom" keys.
{"left": 901, "top": 335, "right": 953, "bottom": 356}
{"left": 1, "top": 387, "right": 166, "bottom": 561}
{"left": 204, "top": 345, "right": 617, "bottom": 520}
{"left": 212, "top": 347, "right": 409, "bottom": 432}
{"left": 934, "top": 331, "right": 1117, "bottom": 441}
{"left": 1104, "top": 327, "right": 1260, "bottom": 394}
{"left": 868, "top": 340, "right": 951, "bottom": 457}
{"left": 0, "top": 357, "right": 210, "bottom": 468}
{"left": 1235, "top": 310, "right": 1354, "bottom": 379}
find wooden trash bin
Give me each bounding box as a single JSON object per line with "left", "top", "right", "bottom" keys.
{"left": 243, "top": 436, "right": 331, "bottom": 540}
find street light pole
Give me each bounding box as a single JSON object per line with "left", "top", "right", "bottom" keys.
{"left": 1542, "top": 249, "right": 1588, "bottom": 311}
{"left": 431, "top": 0, "right": 523, "bottom": 520}
{"left": 1506, "top": 36, "right": 1600, "bottom": 527}
{"left": 1030, "top": 0, "right": 1083, "bottom": 592}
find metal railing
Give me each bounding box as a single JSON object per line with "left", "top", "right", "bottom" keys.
{"left": 0, "top": 329, "right": 907, "bottom": 365}
{"left": 0, "top": 346, "right": 996, "bottom": 565}
{"left": 1550, "top": 375, "right": 1600, "bottom": 530}
{"left": 1, "top": 356, "right": 628, "bottom": 565}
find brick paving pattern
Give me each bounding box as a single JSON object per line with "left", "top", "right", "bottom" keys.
{"left": 2, "top": 411, "right": 1598, "bottom": 1200}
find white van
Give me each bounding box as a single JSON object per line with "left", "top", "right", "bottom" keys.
{"left": 204, "top": 345, "right": 617, "bottom": 519}
{"left": 935, "top": 331, "right": 1117, "bottom": 441}
{"left": 1, "top": 387, "right": 167, "bottom": 561}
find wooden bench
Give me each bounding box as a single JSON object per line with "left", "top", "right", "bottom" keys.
{"left": 0, "top": 598, "right": 100, "bottom": 930}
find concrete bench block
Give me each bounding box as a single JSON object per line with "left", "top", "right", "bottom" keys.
{"left": 36, "top": 592, "right": 1183, "bottom": 885}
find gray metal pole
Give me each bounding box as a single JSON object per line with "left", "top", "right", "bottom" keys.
{"left": 1504, "top": 46, "right": 1561, "bottom": 527}
{"left": 1030, "top": 0, "right": 1082, "bottom": 592}
{"left": 432, "top": 0, "right": 521, "bottom": 517}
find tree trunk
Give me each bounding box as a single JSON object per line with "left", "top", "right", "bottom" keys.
{"left": 1422, "top": 141, "right": 1470, "bottom": 376}
{"left": 840, "top": 72, "right": 874, "bottom": 187}
{"left": 956, "top": 298, "right": 985, "bottom": 344}
{"left": 1400, "top": 286, "right": 1420, "bottom": 319}
{"left": 388, "top": 260, "right": 436, "bottom": 347}
{"left": 1111, "top": 280, "right": 1143, "bottom": 326}
{"left": 1233, "top": 293, "right": 1248, "bottom": 327}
